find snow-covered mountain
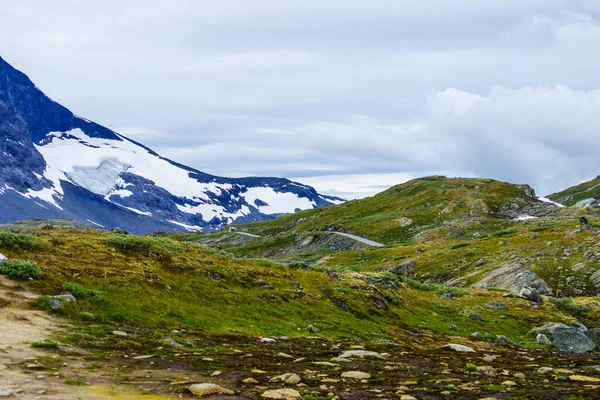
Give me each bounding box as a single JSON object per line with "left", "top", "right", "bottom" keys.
{"left": 0, "top": 56, "right": 343, "bottom": 233}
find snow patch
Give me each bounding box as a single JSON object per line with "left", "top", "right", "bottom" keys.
{"left": 538, "top": 197, "right": 566, "bottom": 208}
{"left": 242, "top": 187, "right": 316, "bottom": 214}
{"left": 167, "top": 220, "right": 203, "bottom": 232}
{"left": 514, "top": 215, "right": 538, "bottom": 221}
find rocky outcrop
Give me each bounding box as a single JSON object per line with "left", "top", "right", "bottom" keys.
{"left": 472, "top": 263, "right": 552, "bottom": 295}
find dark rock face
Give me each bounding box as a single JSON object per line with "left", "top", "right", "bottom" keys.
{"left": 0, "top": 56, "right": 343, "bottom": 233}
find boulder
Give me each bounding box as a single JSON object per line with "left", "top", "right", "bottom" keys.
{"left": 0, "top": 253, "right": 6, "bottom": 263}
{"left": 472, "top": 262, "right": 552, "bottom": 295}
{"left": 52, "top": 293, "right": 77, "bottom": 303}
{"left": 189, "top": 383, "right": 234, "bottom": 396}
{"left": 585, "top": 328, "right": 600, "bottom": 350}
{"left": 552, "top": 327, "right": 596, "bottom": 353}
{"left": 389, "top": 260, "right": 415, "bottom": 277}
{"left": 529, "top": 322, "right": 570, "bottom": 338}
{"left": 397, "top": 217, "right": 413, "bottom": 227}
{"left": 442, "top": 344, "right": 476, "bottom": 352}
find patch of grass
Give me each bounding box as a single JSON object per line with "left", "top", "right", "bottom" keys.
{"left": 549, "top": 297, "right": 589, "bottom": 316}
{"left": 64, "top": 378, "right": 85, "bottom": 386}
{"left": 446, "top": 243, "right": 470, "bottom": 250}
{"left": 31, "top": 340, "right": 60, "bottom": 350}
{"left": 104, "top": 235, "right": 184, "bottom": 263}
{"left": 0, "top": 259, "right": 41, "bottom": 280}
{"left": 492, "top": 229, "right": 519, "bottom": 238}
{"left": 405, "top": 279, "right": 467, "bottom": 296}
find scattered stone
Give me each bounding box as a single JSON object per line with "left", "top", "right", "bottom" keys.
{"left": 485, "top": 302, "right": 507, "bottom": 311}
{"left": 470, "top": 332, "right": 483, "bottom": 341}
{"left": 113, "top": 330, "right": 128, "bottom": 337}
{"left": 390, "top": 260, "right": 415, "bottom": 277}
{"left": 252, "top": 369, "right": 267, "bottom": 374}
{"left": 440, "top": 293, "right": 454, "bottom": 301}
{"left": 400, "top": 396, "right": 418, "bottom": 400}
{"left": 552, "top": 327, "right": 595, "bottom": 353}
{"left": 501, "top": 380, "right": 517, "bottom": 387}
{"left": 341, "top": 371, "right": 371, "bottom": 379}
{"left": 495, "top": 335, "right": 514, "bottom": 345}
{"left": 448, "top": 323, "right": 460, "bottom": 332}
{"left": 52, "top": 293, "right": 77, "bottom": 303}
{"left": 338, "top": 350, "right": 384, "bottom": 359}
{"left": 330, "top": 357, "right": 351, "bottom": 363}
{"left": 261, "top": 338, "right": 276, "bottom": 343}
{"left": 537, "top": 367, "right": 554, "bottom": 374}
{"left": 536, "top": 334, "right": 552, "bottom": 345}
{"left": 569, "top": 375, "right": 600, "bottom": 383}
{"left": 305, "top": 325, "right": 320, "bottom": 333}
{"left": 397, "top": 217, "right": 413, "bottom": 227}
{"left": 271, "top": 373, "right": 301, "bottom": 384}
{"left": 188, "top": 383, "right": 234, "bottom": 396}
{"left": 47, "top": 299, "right": 64, "bottom": 310}
{"left": 482, "top": 355, "right": 498, "bottom": 363}
{"left": 211, "top": 370, "right": 221, "bottom": 376}
{"left": 326, "top": 269, "right": 339, "bottom": 281}
{"left": 475, "top": 258, "right": 487, "bottom": 267}
{"left": 276, "top": 352, "right": 294, "bottom": 359}
{"left": 243, "top": 378, "right": 259, "bottom": 384}
{"left": 0, "top": 390, "right": 12, "bottom": 397}
{"left": 163, "top": 337, "right": 184, "bottom": 347}
{"left": 519, "top": 287, "right": 543, "bottom": 304}
{"left": 261, "top": 388, "right": 303, "bottom": 399}
{"left": 442, "top": 344, "right": 476, "bottom": 352}
{"left": 514, "top": 372, "right": 526, "bottom": 379}
{"left": 311, "top": 362, "right": 339, "bottom": 367}
{"left": 133, "top": 355, "right": 153, "bottom": 360}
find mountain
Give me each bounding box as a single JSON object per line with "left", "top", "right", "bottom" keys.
{"left": 548, "top": 176, "right": 600, "bottom": 208}
{"left": 229, "top": 176, "right": 564, "bottom": 245}
{"left": 0, "top": 56, "right": 342, "bottom": 233}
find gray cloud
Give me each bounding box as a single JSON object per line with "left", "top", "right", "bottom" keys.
{"left": 1, "top": 1, "right": 599, "bottom": 199}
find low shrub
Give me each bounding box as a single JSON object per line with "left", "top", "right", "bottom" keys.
{"left": 104, "top": 235, "right": 184, "bottom": 262}
{"left": 549, "top": 297, "right": 589, "bottom": 316}
{"left": 63, "top": 282, "right": 105, "bottom": 302}
{"left": 0, "top": 231, "right": 45, "bottom": 250}
{"left": 0, "top": 259, "right": 41, "bottom": 280}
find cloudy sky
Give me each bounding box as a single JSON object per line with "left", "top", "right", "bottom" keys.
{"left": 1, "top": 1, "right": 599, "bottom": 199}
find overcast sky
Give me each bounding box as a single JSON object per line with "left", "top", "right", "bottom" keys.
{"left": 1, "top": 1, "right": 599, "bottom": 199}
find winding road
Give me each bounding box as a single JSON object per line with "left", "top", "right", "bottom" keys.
{"left": 330, "top": 232, "right": 385, "bottom": 247}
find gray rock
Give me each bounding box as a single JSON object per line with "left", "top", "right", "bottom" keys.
{"left": 495, "top": 335, "right": 515, "bottom": 345}
{"left": 476, "top": 258, "right": 487, "bottom": 267}
{"left": 536, "top": 334, "right": 552, "bottom": 345}
{"left": 470, "top": 332, "right": 482, "bottom": 341}
{"left": 52, "top": 293, "right": 77, "bottom": 303}
{"left": 397, "top": 217, "right": 413, "bottom": 227}
{"left": 113, "top": 330, "right": 128, "bottom": 337}
{"left": 442, "top": 343, "right": 476, "bottom": 352}
{"left": 472, "top": 262, "right": 552, "bottom": 295}
{"left": 326, "top": 268, "right": 339, "bottom": 281}
{"left": 0, "top": 253, "right": 6, "bottom": 262}
{"left": 440, "top": 293, "right": 453, "bottom": 301}
{"left": 305, "top": 324, "right": 320, "bottom": 333}
{"left": 529, "top": 322, "right": 570, "bottom": 337}
{"left": 585, "top": 328, "right": 600, "bottom": 350}
{"left": 389, "top": 260, "right": 415, "bottom": 277}
{"left": 47, "top": 299, "right": 64, "bottom": 309}
{"left": 520, "top": 287, "right": 543, "bottom": 304}
{"left": 575, "top": 198, "right": 597, "bottom": 208}
{"left": 485, "top": 302, "right": 508, "bottom": 311}
{"left": 339, "top": 350, "right": 384, "bottom": 359}
{"left": 163, "top": 337, "right": 184, "bottom": 347}
{"left": 0, "top": 389, "right": 12, "bottom": 397}
{"left": 189, "top": 383, "right": 234, "bottom": 396}
{"left": 552, "top": 327, "right": 596, "bottom": 353}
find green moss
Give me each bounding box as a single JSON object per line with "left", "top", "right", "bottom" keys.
{"left": 31, "top": 340, "right": 60, "bottom": 350}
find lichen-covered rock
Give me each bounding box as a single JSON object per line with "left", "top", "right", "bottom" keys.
{"left": 261, "top": 388, "right": 303, "bottom": 399}
{"left": 341, "top": 371, "right": 371, "bottom": 379}
{"left": 442, "top": 344, "right": 476, "bottom": 352}
{"left": 189, "top": 383, "right": 234, "bottom": 396}
{"left": 338, "top": 350, "right": 384, "bottom": 359}
{"left": 472, "top": 262, "right": 552, "bottom": 295}
{"left": 536, "top": 334, "right": 552, "bottom": 345}
{"left": 552, "top": 327, "right": 595, "bottom": 353}
{"left": 585, "top": 328, "right": 600, "bottom": 350}
{"left": 529, "top": 322, "right": 570, "bottom": 338}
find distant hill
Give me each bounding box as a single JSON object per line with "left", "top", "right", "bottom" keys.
{"left": 548, "top": 176, "right": 600, "bottom": 208}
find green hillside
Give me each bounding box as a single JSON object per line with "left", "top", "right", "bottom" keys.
{"left": 228, "top": 176, "right": 559, "bottom": 245}
{"left": 548, "top": 176, "right": 600, "bottom": 206}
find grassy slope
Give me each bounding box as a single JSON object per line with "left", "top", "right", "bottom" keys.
{"left": 548, "top": 176, "right": 600, "bottom": 206}
{"left": 0, "top": 228, "right": 595, "bottom": 348}
{"left": 228, "top": 176, "right": 551, "bottom": 245}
